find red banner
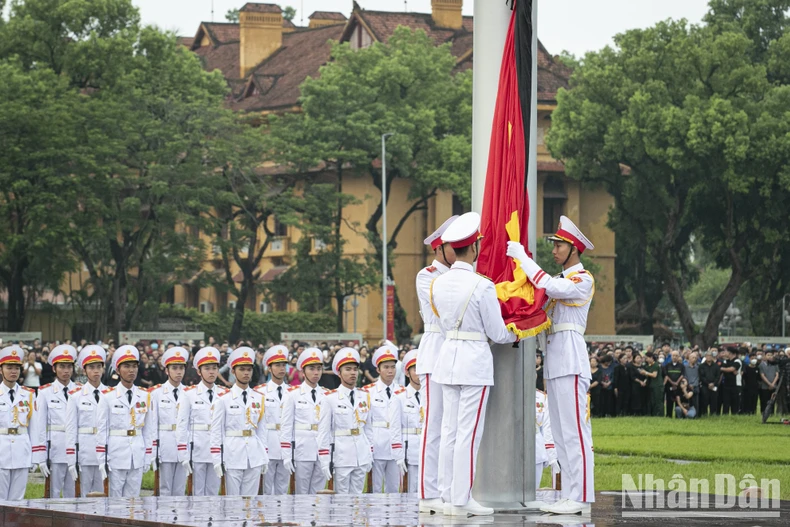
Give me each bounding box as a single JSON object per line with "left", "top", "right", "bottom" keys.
{"left": 476, "top": 4, "right": 549, "bottom": 339}
{"left": 386, "top": 285, "right": 395, "bottom": 341}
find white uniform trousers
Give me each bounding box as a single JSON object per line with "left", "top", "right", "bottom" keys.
{"left": 438, "top": 384, "right": 489, "bottom": 507}
{"left": 225, "top": 467, "right": 261, "bottom": 496}
{"left": 334, "top": 466, "right": 366, "bottom": 494}
{"left": 263, "top": 459, "right": 288, "bottom": 495}
{"left": 158, "top": 462, "right": 187, "bottom": 496}
{"left": 406, "top": 464, "right": 418, "bottom": 493}
{"left": 545, "top": 375, "right": 595, "bottom": 503}
{"left": 109, "top": 467, "right": 144, "bottom": 497}
{"left": 294, "top": 461, "right": 325, "bottom": 494}
{"left": 192, "top": 462, "right": 220, "bottom": 496}
{"left": 78, "top": 465, "right": 103, "bottom": 497}
{"left": 372, "top": 459, "right": 399, "bottom": 493}
{"left": 49, "top": 462, "right": 76, "bottom": 498}
{"left": 417, "top": 373, "right": 443, "bottom": 500}
{"left": 0, "top": 468, "right": 29, "bottom": 501}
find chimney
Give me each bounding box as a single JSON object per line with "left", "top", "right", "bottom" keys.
{"left": 431, "top": 0, "right": 463, "bottom": 30}
{"left": 239, "top": 3, "right": 283, "bottom": 78}
{"left": 308, "top": 11, "right": 348, "bottom": 29}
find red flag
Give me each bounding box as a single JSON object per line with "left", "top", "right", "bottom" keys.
{"left": 477, "top": 1, "right": 549, "bottom": 338}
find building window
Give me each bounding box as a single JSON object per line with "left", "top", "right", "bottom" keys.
{"left": 273, "top": 217, "right": 288, "bottom": 237}
{"left": 543, "top": 176, "right": 567, "bottom": 234}
{"left": 275, "top": 293, "right": 288, "bottom": 312}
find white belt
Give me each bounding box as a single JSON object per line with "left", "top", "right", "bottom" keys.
{"left": 402, "top": 427, "right": 422, "bottom": 435}
{"left": 192, "top": 424, "right": 211, "bottom": 431}
{"left": 335, "top": 428, "right": 361, "bottom": 437}
{"left": 295, "top": 424, "right": 318, "bottom": 431}
{"left": 109, "top": 429, "right": 142, "bottom": 437}
{"left": 78, "top": 427, "right": 98, "bottom": 434}
{"left": 265, "top": 423, "right": 281, "bottom": 431}
{"left": 159, "top": 424, "right": 177, "bottom": 431}
{"left": 424, "top": 324, "right": 442, "bottom": 333}
{"left": 549, "top": 323, "right": 586, "bottom": 335}
{"left": 47, "top": 425, "right": 66, "bottom": 432}
{"left": 445, "top": 330, "right": 486, "bottom": 342}
{"left": 0, "top": 427, "right": 24, "bottom": 435}
{"left": 372, "top": 421, "right": 389, "bottom": 428}
{"left": 226, "top": 430, "right": 254, "bottom": 437}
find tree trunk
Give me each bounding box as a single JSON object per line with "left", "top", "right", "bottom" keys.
{"left": 228, "top": 280, "right": 249, "bottom": 344}
{"left": 6, "top": 262, "right": 27, "bottom": 331}
{"left": 335, "top": 295, "right": 345, "bottom": 332}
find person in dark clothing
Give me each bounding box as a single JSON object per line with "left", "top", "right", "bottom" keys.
{"left": 641, "top": 351, "right": 664, "bottom": 416}
{"left": 699, "top": 351, "right": 721, "bottom": 416}
{"left": 720, "top": 347, "right": 741, "bottom": 415}
{"left": 589, "top": 356, "right": 602, "bottom": 418}
{"left": 663, "top": 351, "right": 685, "bottom": 418}
{"left": 629, "top": 354, "right": 648, "bottom": 415}
{"left": 38, "top": 350, "right": 55, "bottom": 386}
{"left": 614, "top": 354, "right": 632, "bottom": 416}
{"left": 741, "top": 354, "right": 760, "bottom": 415}
{"left": 599, "top": 355, "right": 616, "bottom": 417}
{"left": 759, "top": 351, "right": 780, "bottom": 416}
{"left": 536, "top": 353, "right": 544, "bottom": 392}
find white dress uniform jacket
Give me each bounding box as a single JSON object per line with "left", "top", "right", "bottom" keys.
{"left": 363, "top": 379, "right": 403, "bottom": 460}
{"left": 415, "top": 260, "right": 450, "bottom": 375}
{"left": 65, "top": 383, "right": 107, "bottom": 467}
{"left": 256, "top": 380, "right": 289, "bottom": 461}
{"left": 522, "top": 261, "right": 593, "bottom": 380}
{"left": 149, "top": 382, "right": 184, "bottom": 463}
{"left": 398, "top": 384, "right": 423, "bottom": 468}
{"left": 34, "top": 380, "right": 80, "bottom": 465}
{"left": 0, "top": 384, "right": 37, "bottom": 468}
{"left": 96, "top": 385, "right": 155, "bottom": 471}
{"left": 431, "top": 262, "right": 517, "bottom": 386}
{"left": 317, "top": 386, "right": 374, "bottom": 470}
{"left": 176, "top": 383, "right": 222, "bottom": 464}
{"left": 211, "top": 385, "right": 268, "bottom": 470}
{"left": 280, "top": 384, "right": 325, "bottom": 462}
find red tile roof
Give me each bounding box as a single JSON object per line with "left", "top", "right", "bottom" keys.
{"left": 241, "top": 3, "right": 281, "bottom": 13}
{"left": 309, "top": 11, "right": 347, "bottom": 21}
{"left": 177, "top": 36, "right": 194, "bottom": 48}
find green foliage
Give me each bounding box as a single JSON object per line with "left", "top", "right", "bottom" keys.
{"left": 534, "top": 238, "right": 600, "bottom": 278}
{"left": 283, "top": 6, "right": 296, "bottom": 22}
{"left": 685, "top": 264, "right": 732, "bottom": 307}
{"left": 226, "top": 8, "right": 239, "bottom": 22}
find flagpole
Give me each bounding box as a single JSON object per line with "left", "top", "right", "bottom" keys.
{"left": 471, "top": 0, "right": 537, "bottom": 509}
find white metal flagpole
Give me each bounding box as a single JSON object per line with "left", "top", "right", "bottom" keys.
{"left": 471, "top": 0, "right": 538, "bottom": 509}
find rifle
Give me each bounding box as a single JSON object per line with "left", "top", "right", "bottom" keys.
{"left": 365, "top": 468, "right": 372, "bottom": 493}
{"left": 219, "top": 445, "right": 226, "bottom": 496}
{"left": 154, "top": 405, "right": 160, "bottom": 496}
{"left": 103, "top": 441, "right": 109, "bottom": 496}
{"left": 402, "top": 440, "right": 408, "bottom": 492}
{"left": 74, "top": 441, "right": 81, "bottom": 497}
{"left": 327, "top": 442, "right": 334, "bottom": 491}
{"left": 288, "top": 440, "right": 295, "bottom": 494}
{"left": 44, "top": 438, "right": 51, "bottom": 498}
{"left": 186, "top": 435, "right": 194, "bottom": 495}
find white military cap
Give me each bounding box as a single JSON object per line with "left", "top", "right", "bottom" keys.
{"left": 547, "top": 215, "right": 595, "bottom": 253}
{"left": 113, "top": 345, "right": 140, "bottom": 370}
{"left": 372, "top": 344, "right": 398, "bottom": 368}
{"left": 332, "top": 347, "right": 360, "bottom": 375}
{"left": 264, "top": 345, "right": 289, "bottom": 366}
{"left": 442, "top": 212, "right": 482, "bottom": 249}
{"left": 193, "top": 346, "right": 220, "bottom": 369}
{"left": 297, "top": 347, "right": 323, "bottom": 371}
{"left": 78, "top": 345, "right": 106, "bottom": 368}
{"left": 162, "top": 346, "right": 188, "bottom": 367}
{"left": 49, "top": 344, "right": 77, "bottom": 366}
{"left": 228, "top": 347, "right": 255, "bottom": 369}
{"left": 424, "top": 215, "right": 459, "bottom": 249}
{"left": 402, "top": 349, "right": 418, "bottom": 372}
{"left": 0, "top": 345, "right": 24, "bottom": 366}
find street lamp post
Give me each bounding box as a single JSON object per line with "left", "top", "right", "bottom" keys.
{"left": 381, "top": 132, "right": 394, "bottom": 342}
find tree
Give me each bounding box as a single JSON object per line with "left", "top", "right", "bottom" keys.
{"left": 547, "top": 19, "right": 790, "bottom": 347}
{"left": 0, "top": 61, "right": 82, "bottom": 330}
{"left": 226, "top": 8, "right": 240, "bottom": 22}
{"left": 267, "top": 27, "right": 472, "bottom": 339}
{"left": 267, "top": 183, "right": 379, "bottom": 331}
{"left": 283, "top": 6, "right": 297, "bottom": 22}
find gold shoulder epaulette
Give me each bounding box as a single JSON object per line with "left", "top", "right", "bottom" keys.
{"left": 394, "top": 387, "right": 406, "bottom": 395}
{"left": 218, "top": 390, "right": 230, "bottom": 397}
{"left": 21, "top": 386, "right": 35, "bottom": 393}
{"left": 102, "top": 387, "right": 114, "bottom": 394}
{"left": 288, "top": 385, "right": 300, "bottom": 392}
{"left": 184, "top": 386, "right": 197, "bottom": 392}
{"left": 39, "top": 383, "right": 51, "bottom": 390}
{"left": 69, "top": 387, "right": 82, "bottom": 395}
{"left": 325, "top": 389, "right": 337, "bottom": 395}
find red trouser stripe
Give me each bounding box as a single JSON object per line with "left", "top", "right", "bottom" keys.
{"left": 574, "top": 375, "right": 587, "bottom": 501}
{"left": 419, "top": 374, "right": 430, "bottom": 499}
{"left": 468, "top": 386, "right": 487, "bottom": 499}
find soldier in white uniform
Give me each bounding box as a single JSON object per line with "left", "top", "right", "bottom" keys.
{"left": 279, "top": 347, "right": 327, "bottom": 494}
{"left": 177, "top": 347, "right": 226, "bottom": 496}
{"left": 33, "top": 344, "right": 80, "bottom": 498}
{"left": 255, "top": 345, "right": 290, "bottom": 495}
{"left": 316, "top": 348, "right": 374, "bottom": 494}
{"left": 431, "top": 212, "right": 518, "bottom": 517}
{"left": 95, "top": 345, "right": 155, "bottom": 497}
{"left": 397, "top": 349, "right": 422, "bottom": 494}
{"left": 535, "top": 389, "right": 559, "bottom": 490}
{"left": 65, "top": 345, "right": 107, "bottom": 497}
{"left": 507, "top": 215, "right": 595, "bottom": 515}
{"left": 212, "top": 347, "right": 269, "bottom": 496}
{"left": 148, "top": 347, "right": 188, "bottom": 496}
{"left": 363, "top": 344, "right": 406, "bottom": 493}
{"left": 0, "top": 345, "right": 38, "bottom": 501}
{"left": 414, "top": 215, "right": 456, "bottom": 513}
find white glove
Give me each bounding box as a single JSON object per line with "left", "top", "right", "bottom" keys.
{"left": 262, "top": 463, "right": 269, "bottom": 475}
{"left": 549, "top": 459, "right": 561, "bottom": 473}
{"left": 506, "top": 241, "right": 529, "bottom": 265}
{"left": 181, "top": 458, "right": 192, "bottom": 476}
{"left": 283, "top": 458, "right": 294, "bottom": 475}
{"left": 68, "top": 465, "right": 79, "bottom": 482}
{"left": 150, "top": 459, "right": 158, "bottom": 473}
{"left": 38, "top": 462, "right": 51, "bottom": 479}
{"left": 213, "top": 463, "right": 224, "bottom": 479}
{"left": 143, "top": 456, "right": 153, "bottom": 472}
{"left": 99, "top": 464, "right": 108, "bottom": 481}
{"left": 396, "top": 459, "right": 408, "bottom": 476}
{"left": 322, "top": 466, "right": 332, "bottom": 482}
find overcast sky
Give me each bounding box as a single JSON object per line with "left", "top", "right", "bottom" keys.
{"left": 133, "top": 0, "right": 711, "bottom": 56}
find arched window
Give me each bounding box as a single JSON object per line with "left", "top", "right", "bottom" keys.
{"left": 543, "top": 176, "right": 566, "bottom": 234}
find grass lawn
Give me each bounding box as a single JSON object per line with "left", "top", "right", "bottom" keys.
{"left": 25, "top": 416, "right": 789, "bottom": 500}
